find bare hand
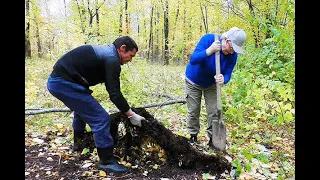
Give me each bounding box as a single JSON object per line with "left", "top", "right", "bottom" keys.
{"left": 206, "top": 40, "right": 221, "bottom": 56}
{"left": 214, "top": 74, "right": 224, "bottom": 85}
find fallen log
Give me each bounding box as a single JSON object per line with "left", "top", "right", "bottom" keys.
{"left": 25, "top": 99, "right": 186, "bottom": 115}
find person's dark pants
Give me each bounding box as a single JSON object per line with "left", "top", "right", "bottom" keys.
{"left": 47, "top": 76, "right": 113, "bottom": 148}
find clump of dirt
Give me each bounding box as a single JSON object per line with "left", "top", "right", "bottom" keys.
{"left": 112, "top": 107, "right": 232, "bottom": 173}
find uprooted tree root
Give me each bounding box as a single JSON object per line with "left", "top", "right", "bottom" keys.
{"left": 78, "top": 107, "right": 232, "bottom": 175}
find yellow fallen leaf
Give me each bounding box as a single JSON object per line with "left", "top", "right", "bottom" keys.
{"left": 55, "top": 123, "right": 64, "bottom": 129}
{"left": 152, "top": 164, "right": 159, "bottom": 169}
{"left": 98, "top": 170, "right": 107, "bottom": 177}
{"left": 125, "top": 162, "right": 132, "bottom": 167}
{"left": 81, "top": 171, "right": 93, "bottom": 176}
{"left": 120, "top": 160, "right": 127, "bottom": 165}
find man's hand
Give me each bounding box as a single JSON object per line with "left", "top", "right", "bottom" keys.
{"left": 128, "top": 112, "right": 145, "bottom": 127}
{"left": 206, "top": 40, "right": 221, "bottom": 56}
{"left": 215, "top": 74, "right": 224, "bottom": 85}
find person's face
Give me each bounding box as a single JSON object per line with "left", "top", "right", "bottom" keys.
{"left": 118, "top": 45, "right": 137, "bottom": 65}
{"left": 222, "top": 38, "right": 235, "bottom": 55}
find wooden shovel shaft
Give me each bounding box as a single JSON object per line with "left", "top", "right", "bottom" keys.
{"left": 211, "top": 27, "right": 226, "bottom": 152}
{"left": 214, "top": 28, "right": 223, "bottom": 120}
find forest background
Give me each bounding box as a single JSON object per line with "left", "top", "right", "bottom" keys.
{"left": 25, "top": 0, "right": 295, "bottom": 179}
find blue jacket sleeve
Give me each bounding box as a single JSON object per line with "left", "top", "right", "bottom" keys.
{"left": 189, "top": 34, "right": 213, "bottom": 65}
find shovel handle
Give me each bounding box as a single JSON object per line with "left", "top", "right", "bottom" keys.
{"left": 215, "top": 27, "right": 222, "bottom": 113}
{"left": 215, "top": 27, "right": 221, "bottom": 75}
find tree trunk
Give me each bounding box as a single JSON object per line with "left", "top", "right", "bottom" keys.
{"left": 25, "top": 0, "right": 31, "bottom": 59}
{"left": 163, "top": 0, "right": 169, "bottom": 65}
{"left": 75, "top": 0, "right": 87, "bottom": 39}
{"left": 95, "top": 0, "right": 100, "bottom": 37}
{"left": 200, "top": 4, "right": 208, "bottom": 33}
{"left": 155, "top": 9, "right": 160, "bottom": 63}
{"left": 119, "top": 0, "right": 123, "bottom": 35}
{"left": 147, "top": 6, "right": 154, "bottom": 62}
{"left": 124, "top": 0, "right": 129, "bottom": 35}
{"left": 35, "top": 24, "right": 43, "bottom": 58}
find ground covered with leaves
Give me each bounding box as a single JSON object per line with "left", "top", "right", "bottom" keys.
{"left": 25, "top": 144, "right": 231, "bottom": 180}
{"left": 25, "top": 108, "right": 233, "bottom": 180}
{"left": 25, "top": 107, "right": 295, "bottom": 180}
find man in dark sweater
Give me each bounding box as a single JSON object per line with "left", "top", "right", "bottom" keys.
{"left": 47, "top": 36, "right": 145, "bottom": 173}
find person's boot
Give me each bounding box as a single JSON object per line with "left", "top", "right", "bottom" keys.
{"left": 208, "top": 138, "right": 215, "bottom": 149}
{"left": 73, "top": 130, "right": 85, "bottom": 152}
{"left": 189, "top": 134, "right": 198, "bottom": 144}
{"left": 97, "top": 147, "right": 128, "bottom": 173}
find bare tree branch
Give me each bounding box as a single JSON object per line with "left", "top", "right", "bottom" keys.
{"left": 150, "top": 93, "right": 179, "bottom": 100}
{"left": 25, "top": 99, "right": 186, "bottom": 115}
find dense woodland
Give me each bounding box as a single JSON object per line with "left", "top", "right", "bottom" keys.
{"left": 25, "top": 0, "right": 295, "bottom": 179}
{"left": 25, "top": 0, "right": 294, "bottom": 65}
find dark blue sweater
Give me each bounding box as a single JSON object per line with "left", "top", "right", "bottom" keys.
{"left": 186, "top": 34, "right": 238, "bottom": 88}
{"left": 51, "top": 44, "right": 130, "bottom": 113}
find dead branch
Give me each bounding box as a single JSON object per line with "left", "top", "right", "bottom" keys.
{"left": 25, "top": 99, "right": 186, "bottom": 115}
{"left": 151, "top": 93, "right": 178, "bottom": 100}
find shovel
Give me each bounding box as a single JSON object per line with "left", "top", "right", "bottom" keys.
{"left": 211, "top": 27, "right": 227, "bottom": 152}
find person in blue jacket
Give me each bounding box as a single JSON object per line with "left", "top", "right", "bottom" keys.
{"left": 47, "top": 36, "right": 145, "bottom": 173}
{"left": 185, "top": 27, "right": 246, "bottom": 149}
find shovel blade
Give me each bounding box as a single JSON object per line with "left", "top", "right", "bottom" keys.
{"left": 211, "top": 120, "right": 226, "bottom": 152}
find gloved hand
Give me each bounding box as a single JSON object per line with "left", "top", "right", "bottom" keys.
{"left": 128, "top": 112, "right": 145, "bottom": 127}
{"left": 214, "top": 74, "right": 224, "bottom": 85}
{"left": 206, "top": 40, "right": 221, "bottom": 56}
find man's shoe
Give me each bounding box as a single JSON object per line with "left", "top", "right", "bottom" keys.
{"left": 189, "top": 134, "right": 198, "bottom": 144}
{"left": 73, "top": 131, "right": 85, "bottom": 152}
{"left": 97, "top": 147, "right": 128, "bottom": 173}
{"left": 97, "top": 159, "right": 128, "bottom": 173}
{"left": 207, "top": 138, "right": 217, "bottom": 150}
